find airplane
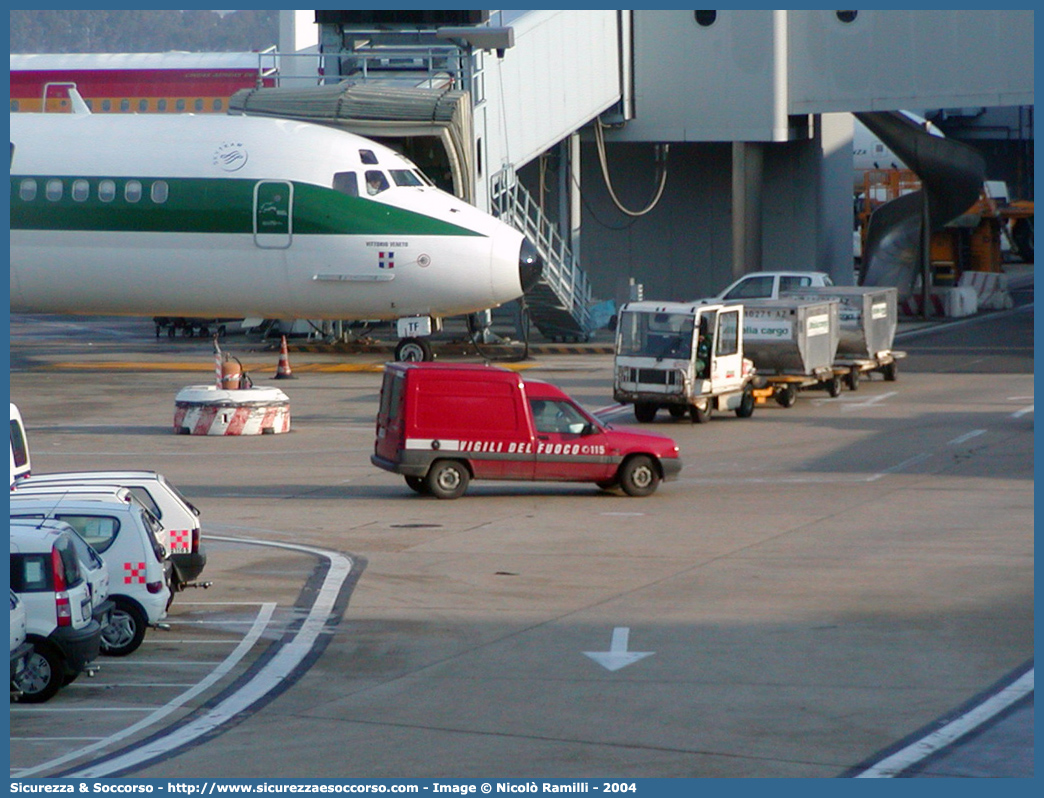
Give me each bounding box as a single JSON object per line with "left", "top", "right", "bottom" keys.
{"left": 9, "top": 111, "right": 543, "bottom": 361}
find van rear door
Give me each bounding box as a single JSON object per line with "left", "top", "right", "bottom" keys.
{"left": 374, "top": 368, "right": 407, "bottom": 466}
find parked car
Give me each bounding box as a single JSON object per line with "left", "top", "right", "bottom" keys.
{"left": 11, "top": 518, "right": 114, "bottom": 632}
{"left": 10, "top": 523, "right": 102, "bottom": 702}
{"left": 713, "top": 271, "right": 834, "bottom": 302}
{"left": 10, "top": 589, "right": 33, "bottom": 694}
{"left": 19, "top": 470, "right": 207, "bottom": 591}
{"left": 372, "top": 362, "right": 682, "bottom": 498}
{"left": 10, "top": 488, "right": 170, "bottom": 656}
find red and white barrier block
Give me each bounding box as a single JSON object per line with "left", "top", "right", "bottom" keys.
{"left": 900, "top": 287, "right": 978, "bottom": 318}
{"left": 958, "top": 271, "right": 1014, "bottom": 311}
{"left": 174, "top": 385, "right": 291, "bottom": 436}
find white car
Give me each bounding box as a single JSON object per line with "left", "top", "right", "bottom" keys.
{"left": 10, "top": 402, "right": 31, "bottom": 486}
{"left": 10, "top": 523, "right": 102, "bottom": 702}
{"left": 18, "top": 470, "right": 207, "bottom": 591}
{"left": 10, "top": 488, "right": 171, "bottom": 656}
{"left": 713, "top": 271, "right": 835, "bottom": 301}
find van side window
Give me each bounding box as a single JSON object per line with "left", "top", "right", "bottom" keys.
{"left": 716, "top": 310, "right": 740, "bottom": 357}
{"left": 55, "top": 514, "right": 120, "bottom": 553}
{"left": 332, "top": 172, "right": 358, "bottom": 197}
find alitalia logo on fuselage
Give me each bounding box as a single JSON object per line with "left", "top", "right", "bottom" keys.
{"left": 10, "top": 175, "right": 485, "bottom": 238}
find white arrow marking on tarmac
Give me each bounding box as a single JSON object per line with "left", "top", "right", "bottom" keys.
{"left": 584, "top": 627, "right": 654, "bottom": 672}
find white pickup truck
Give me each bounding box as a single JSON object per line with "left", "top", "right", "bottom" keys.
{"left": 714, "top": 271, "right": 834, "bottom": 302}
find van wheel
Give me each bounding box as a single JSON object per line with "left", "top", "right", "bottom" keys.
{"left": 618, "top": 455, "right": 660, "bottom": 497}
{"left": 426, "top": 460, "right": 470, "bottom": 500}
{"left": 101, "top": 598, "right": 147, "bottom": 657}
{"left": 667, "top": 405, "right": 687, "bottom": 420}
{"left": 634, "top": 403, "right": 658, "bottom": 423}
{"left": 13, "top": 642, "right": 64, "bottom": 703}
{"left": 395, "top": 337, "right": 433, "bottom": 362}
{"left": 404, "top": 475, "right": 430, "bottom": 495}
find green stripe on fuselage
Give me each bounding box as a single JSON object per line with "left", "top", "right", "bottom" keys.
{"left": 10, "top": 176, "right": 484, "bottom": 237}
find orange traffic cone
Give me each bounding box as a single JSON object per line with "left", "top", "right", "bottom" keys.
{"left": 274, "top": 335, "right": 295, "bottom": 379}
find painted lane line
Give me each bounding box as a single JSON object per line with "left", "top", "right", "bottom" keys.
{"left": 948, "top": 430, "right": 986, "bottom": 445}
{"left": 584, "top": 627, "right": 655, "bottom": 672}
{"left": 65, "top": 536, "right": 353, "bottom": 779}
{"left": 853, "top": 668, "right": 1034, "bottom": 778}
{"left": 841, "top": 391, "right": 898, "bottom": 412}
{"left": 867, "top": 452, "right": 932, "bottom": 482}
{"left": 1012, "top": 405, "right": 1033, "bottom": 418}
{"left": 15, "top": 602, "right": 276, "bottom": 777}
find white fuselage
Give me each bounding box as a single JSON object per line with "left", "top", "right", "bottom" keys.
{"left": 10, "top": 113, "right": 528, "bottom": 321}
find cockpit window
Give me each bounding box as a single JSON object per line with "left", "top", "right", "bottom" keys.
{"left": 333, "top": 172, "right": 358, "bottom": 197}
{"left": 359, "top": 149, "right": 379, "bottom": 165}
{"left": 390, "top": 169, "right": 423, "bottom": 187}
{"left": 365, "top": 171, "right": 389, "bottom": 196}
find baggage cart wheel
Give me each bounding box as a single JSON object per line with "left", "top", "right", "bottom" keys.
{"left": 846, "top": 368, "right": 860, "bottom": 391}
{"left": 618, "top": 455, "right": 660, "bottom": 497}
{"left": 735, "top": 387, "right": 755, "bottom": 418}
{"left": 826, "top": 374, "right": 843, "bottom": 398}
{"left": 634, "top": 402, "right": 658, "bottom": 423}
{"left": 882, "top": 360, "right": 898, "bottom": 382}
{"left": 690, "top": 398, "right": 712, "bottom": 424}
{"left": 426, "top": 459, "right": 470, "bottom": 500}
{"left": 775, "top": 384, "right": 797, "bottom": 408}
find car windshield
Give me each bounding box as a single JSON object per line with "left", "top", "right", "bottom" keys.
{"left": 617, "top": 311, "right": 694, "bottom": 359}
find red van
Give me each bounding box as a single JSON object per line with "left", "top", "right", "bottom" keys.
{"left": 371, "top": 363, "right": 681, "bottom": 498}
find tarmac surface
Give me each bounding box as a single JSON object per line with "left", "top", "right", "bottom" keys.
{"left": 8, "top": 268, "right": 1034, "bottom": 781}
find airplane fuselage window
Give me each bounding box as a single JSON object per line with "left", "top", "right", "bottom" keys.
{"left": 138, "top": 99, "right": 148, "bottom": 112}
{"left": 17, "top": 177, "right": 170, "bottom": 206}
{"left": 101, "top": 99, "right": 112, "bottom": 112}
{"left": 194, "top": 99, "right": 204, "bottom": 112}
{"left": 212, "top": 99, "right": 223, "bottom": 111}
{"left": 176, "top": 99, "right": 186, "bottom": 111}
{"left": 124, "top": 180, "right": 143, "bottom": 203}
{"left": 157, "top": 99, "right": 168, "bottom": 111}
{"left": 332, "top": 172, "right": 359, "bottom": 197}
{"left": 120, "top": 99, "right": 130, "bottom": 112}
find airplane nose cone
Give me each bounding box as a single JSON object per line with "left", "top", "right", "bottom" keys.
{"left": 518, "top": 237, "right": 543, "bottom": 293}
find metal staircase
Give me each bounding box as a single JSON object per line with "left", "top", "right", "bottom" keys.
{"left": 491, "top": 170, "right": 594, "bottom": 341}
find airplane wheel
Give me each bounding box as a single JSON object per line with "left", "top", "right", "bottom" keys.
{"left": 395, "top": 337, "right": 433, "bottom": 362}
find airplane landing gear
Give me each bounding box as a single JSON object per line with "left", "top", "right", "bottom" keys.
{"left": 395, "top": 337, "right": 433, "bottom": 362}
